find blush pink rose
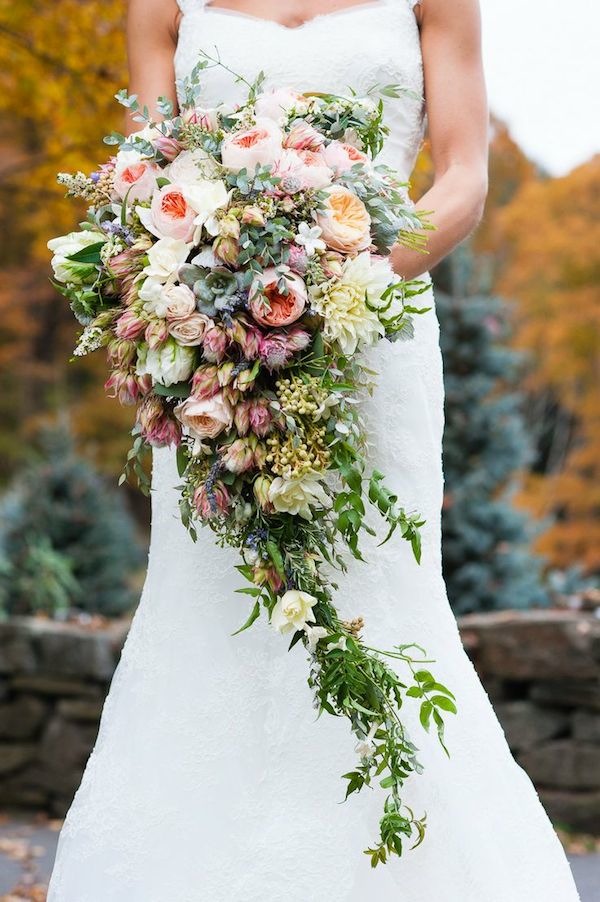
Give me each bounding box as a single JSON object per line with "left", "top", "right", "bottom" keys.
{"left": 174, "top": 391, "right": 233, "bottom": 440}
{"left": 248, "top": 268, "right": 307, "bottom": 328}
{"left": 254, "top": 88, "right": 306, "bottom": 124}
{"left": 168, "top": 312, "right": 211, "bottom": 346}
{"left": 220, "top": 118, "right": 283, "bottom": 173}
{"left": 322, "top": 141, "right": 371, "bottom": 175}
{"left": 275, "top": 149, "right": 333, "bottom": 190}
{"left": 138, "top": 185, "right": 196, "bottom": 242}
{"left": 113, "top": 160, "right": 160, "bottom": 202}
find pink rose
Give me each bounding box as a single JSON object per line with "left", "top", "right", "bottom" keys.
{"left": 138, "top": 185, "right": 196, "bottom": 242}
{"left": 275, "top": 149, "right": 333, "bottom": 190}
{"left": 316, "top": 185, "right": 372, "bottom": 254}
{"left": 254, "top": 88, "right": 306, "bottom": 124}
{"left": 322, "top": 141, "right": 371, "bottom": 176}
{"left": 220, "top": 117, "right": 283, "bottom": 173}
{"left": 174, "top": 391, "right": 233, "bottom": 440}
{"left": 248, "top": 268, "right": 307, "bottom": 328}
{"left": 168, "top": 312, "right": 211, "bottom": 346}
{"left": 163, "top": 284, "right": 197, "bottom": 321}
{"left": 113, "top": 160, "right": 160, "bottom": 203}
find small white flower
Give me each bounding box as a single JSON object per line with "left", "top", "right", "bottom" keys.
{"left": 354, "top": 738, "right": 375, "bottom": 760}
{"left": 142, "top": 237, "right": 190, "bottom": 282}
{"left": 295, "top": 222, "right": 326, "bottom": 257}
{"left": 304, "top": 624, "right": 329, "bottom": 653}
{"left": 327, "top": 636, "right": 347, "bottom": 653}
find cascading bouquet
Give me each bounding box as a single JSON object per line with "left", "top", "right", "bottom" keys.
{"left": 49, "top": 54, "right": 456, "bottom": 865}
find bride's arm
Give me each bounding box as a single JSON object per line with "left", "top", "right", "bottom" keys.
{"left": 125, "top": 0, "right": 181, "bottom": 135}
{"left": 390, "top": 0, "right": 489, "bottom": 279}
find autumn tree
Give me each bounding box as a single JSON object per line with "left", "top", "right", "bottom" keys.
{"left": 498, "top": 157, "right": 600, "bottom": 571}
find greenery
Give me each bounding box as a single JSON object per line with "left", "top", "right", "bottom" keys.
{"left": 0, "top": 426, "right": 143, "bottom": 618}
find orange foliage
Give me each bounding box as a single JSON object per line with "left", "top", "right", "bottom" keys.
{"left": 498, "top": 157, "right": 600, "bottom": 570}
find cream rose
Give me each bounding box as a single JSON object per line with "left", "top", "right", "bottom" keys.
{"left": 220, "top": 117, "right": 283, "bottom": 173}
{"left": 268, "top": 472, "right": 329, "bottom": 520}
{"left": 163, "top": 283, "right": 197, "bottom": 320}
{"left": 142, "top": 237, "right": 190, "bottom": 282}
{"left": 165, "top": 148, "right": 220, "bottom": 185}
{"left": 316, "top": 186, "right": 372, "bottom": 254}
{"left": 135, "top": 338, "right": 196, "bottom": 385}
{"left": 174, "top": 392, "right": 233, "bottom": 440}
{"left": 271, "top": 590, "right": 317, "bottom": 634}
{"left": 168, "top": 312, "right": 210, "bottom": 346}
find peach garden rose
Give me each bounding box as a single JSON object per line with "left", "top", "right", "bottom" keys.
{"left": 138, "top": 184, "right": 196, "bottom": 242}
{"left": 248, "top": 268, "right": 308, "bottom": 328}
{"left": 174, "top": 391, "right": 234, "bottom": 441}
{"left": 316, "top": 185, "right": 372, "bottom": 255}
{"left": 220, "top": 117, "right": 283, "bottom": 172}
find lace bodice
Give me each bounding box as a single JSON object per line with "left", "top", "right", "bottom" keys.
{"left": 174, "top": 0, "right": 425, "bottom": 182}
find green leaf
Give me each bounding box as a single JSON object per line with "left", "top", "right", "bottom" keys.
{"left": 66, "top": 241, "right": 105, "bottom": 264}
{"left": 266, "top": 540, "right": 285, "bottom": 579}
{"left": 231, "top": 600, "right": 261, "bottom": 636}
{"left": 176, "top": 445, "right": 189, "bottom": 478}
{"left": 432, "top": 695, "right": 457, "bottom": 714}
{"left": 153, "top": 381, "right": 191, "bottom": 398}
{"left": 419, "top": 700, "right": 433, "bottom": 731}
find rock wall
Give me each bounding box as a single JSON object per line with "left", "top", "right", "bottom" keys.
{"left": 0, "top": 611, "right": 599, "bottom": 830}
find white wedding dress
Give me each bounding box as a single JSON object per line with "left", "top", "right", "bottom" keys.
{"left": 48, "top": 1, "right": 581, "bottom": 900}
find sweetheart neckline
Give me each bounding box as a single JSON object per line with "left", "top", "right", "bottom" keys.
{"left": 199, "top": 1, "right": 389, "bottom": 32}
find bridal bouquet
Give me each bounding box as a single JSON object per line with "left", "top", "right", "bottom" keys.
{"left": 49, "top": 55, "right": 456, "bottom": 865}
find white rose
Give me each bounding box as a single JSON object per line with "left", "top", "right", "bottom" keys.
{"left": 254, "top": 88, "right": 307, "bottom": 124}
{"left": 47, "top": 230, "right": 105, "bottom": 284}
{"left": 142, "top": 237, "right": 190, "bottom": 282}
{"left": 183, "top": 179, "right": 230, "bottom": 237}
{"left": 165, "top": 148, "right": 221, "bottom": 185}
{"left": 268, "top": 472, "right": 330, "bottom": 521}
{"left": 271, "top": 590, "right": 317, "bottom": 634}
{"left": 174, "top": 392, "right": 233, "bottom": 440}
{"left": 135, "top": 338, "right": 195, "bottom": 385}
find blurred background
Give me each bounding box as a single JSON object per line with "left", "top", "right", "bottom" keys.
{"left": 0, "top": 0, "right": 598, "bottom": 897}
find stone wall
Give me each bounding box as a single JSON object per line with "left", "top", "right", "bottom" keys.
{"left": 461, "top": 609, "right": 600, "bottom": 833}
{"left": 0, "top": 611, "right": 599, "bottom": 830}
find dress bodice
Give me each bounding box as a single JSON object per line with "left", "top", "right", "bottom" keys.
{"left": 174, "top": 0, "right": 425, "bottom": 182}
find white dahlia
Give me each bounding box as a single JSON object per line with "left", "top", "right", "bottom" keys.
{"left": 309, "top": 252, "right": 394, "bottom": 355}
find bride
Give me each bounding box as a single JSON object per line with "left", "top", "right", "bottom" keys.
{"left": 48, "top": 1, "right": 581, "bottom": 900}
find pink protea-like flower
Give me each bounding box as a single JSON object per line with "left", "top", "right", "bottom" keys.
{"left": 287, "top": 243, "right": 309, "bottom": 276}
{"left": 248, "top": 399, "right": 272, "bottom": 437}
{"left": 115, "top": 308, "right": 146, "bottom": 341}
{"left": 202, "top": 324, "right": 230, "bottom": 363}
{"left": 154, "top": 134, "right": 183, "bottom": 161}
{"left": 193, "top": 482, "right": 230, "bottom": 519}
{"left": 233, "top": 366, "right": 256, "bottom": 393}
{"left": 241, "top": 205, "right": 266, "bottom": 227}
{"left": 252, "top": 562, "right": 284, "bottom": 594}
{"left": 107, "top": 248, "right": 138, "bottom": 282}
{"left": 221, "top": 438, "right": 255, "bottom": 474}
{"left": 258, "top": 326, "right": 311, "bottom": 371}
{"left": 144, "top": 318, "right": 170, "bottom": 350}
{"left": 107, "top": 338, "right": 137, "bottom": 369}
{"left": 191, "top": 364, "right": 220, "bottom": 399}
{"left": 234, "top": 400, "right": 252, "bottom": 436}
{"left": 104, "top": 370, "right": 142, "bottom": 406}
{"left": 321, "top": 251, "right": 345, "bottom": 279}
{"left": 136, "top": 395, "right": 182, "bottom": 448}
{"left": 284, "top": 122, "right": 325, "bottom": 152}
{"left": 182, "top": 107, "right": 220, "bottom": 131}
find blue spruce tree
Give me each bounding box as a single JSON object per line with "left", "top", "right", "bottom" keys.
{"left": 434, "top": 247, "right": 548, "bottom": 614}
